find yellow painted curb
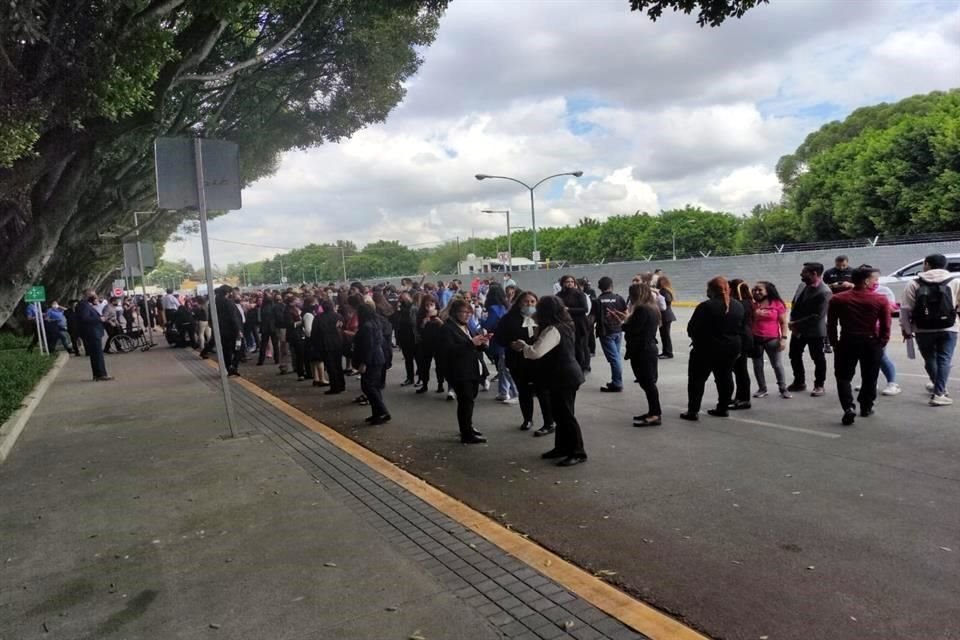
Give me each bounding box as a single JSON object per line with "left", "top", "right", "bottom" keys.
{"left": 203, "top": 357, "right": 709, "bottom": 640}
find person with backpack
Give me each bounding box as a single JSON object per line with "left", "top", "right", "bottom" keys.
{"left": 901, "top": 253, "right": 960, "bottom": 406}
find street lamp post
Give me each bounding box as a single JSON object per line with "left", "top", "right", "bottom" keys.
{"left": 481, "top": 209, "right": 512, "bottom": 272}
{"left": 475, "top": 171, "right": 583, "bottom": 266}
{"left": 671, "top": 219, "right": 697, "bottom": 261}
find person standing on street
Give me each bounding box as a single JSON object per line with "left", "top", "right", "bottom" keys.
{"left": 900, "top": 253, "right": 960, "bottom": 406}
{"left": 353, "top": 303, "right": 390, "bottom": 425}
{"left": 215, "top": 285, "right": 243, "bottom": 376}
{"left": 788, "top": 263, "right": 832, "bottom": 397}
{"left": 728, "top": 279, "right": 755, "bottom": 410}
{"left": 512, "top": 296, "right": 587, "bottom": 466}
{"left": 656, "top": 276, "right": 677, "bottom": 359}
{"left": 822, "top": 255, "right": 855, "bottom": 354}
{"left": 619, "top": 284, "right": 662, "bottom": 427}
{"left": 681, "top": 277, "right": 744, "bottom": 420}
{"left": 557, "top": 275, "right": 590, "bottom": 373}
{"left": 751, "top": 281, "right": 791, "bottom": 399}
{"left": 442, "top": 299, "right": 489, "bottom": 444}
{"left": 314, "top": 299, "right": 346, "bottom": 395}
{"left": 77, "top": 289, "right": 111, "bottom": 381}
{"left": 596, "top": 276, "right": 627, "bottom": 393}
{"left": 827, "top": 265, "right": 891, "bottom": 425}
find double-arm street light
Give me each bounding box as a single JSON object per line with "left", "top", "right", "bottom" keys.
{"left": 475, "top": 171, "right": 583, "bottom": 265}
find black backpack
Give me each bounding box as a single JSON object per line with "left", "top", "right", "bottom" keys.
{"left": 913, "top": 277, "right": 958, "bottom": 330}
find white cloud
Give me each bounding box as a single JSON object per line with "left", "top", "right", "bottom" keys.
{"left": 164, "top": 0, "right": 960, "bottom": 267}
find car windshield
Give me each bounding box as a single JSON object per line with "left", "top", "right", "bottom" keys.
{"left": 898, "top": 262, "right": 923, "bottom": 278}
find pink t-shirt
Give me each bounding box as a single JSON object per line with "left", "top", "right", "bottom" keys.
{"left": 753, "top": 300, "right": 787, "bottom": 339}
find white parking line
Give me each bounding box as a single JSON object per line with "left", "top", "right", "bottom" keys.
{"left": 663, "top": 405, "right": 842, "bottom": 439}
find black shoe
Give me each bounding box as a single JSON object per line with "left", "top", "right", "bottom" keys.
{"left": 256, "top": 362, "right": 263, "bottom": 366}
{"left": 324, "top": 389, "right": 343, "bottom": 395}
{"left": 787, "top": 382, "right": 807, "bottom": 392}
{"left": 728, "top": 401, "right": 751, "bottom": 410}
{"left": 634, "top": 416, "right": 662, "bottom": 427}
{"left": 227, "top": 370, "right": 240, "bottom": 377}
{"left": 366, "top": 414, "right": 391, "bottom": 425}
{"left": 400, "top": 379, "right": 415, "bottom": 387}
{"left": 533, "top": 425, "right": 556, "bottom": 437}
{"left": 519, "top": 421, "right": 532, "bottom": 431}
{"left": 297, "top": 376, "right": 305, "bottom": 381}
{"left": 415, "top": 385, "right": 429, "bottom": 394}
{"left": 633, "top": 414, "right": 650, "bottom": 421}
{"left": 707, "top": 409, "right": 729, "bottom": 418}
{"left": 600, "top": 385, "right": 622, "bottom": 393}
{"left": 680, "top": 412, "right": 699, "bottom": 421}
{"left": 859, "top": 407, "right": 874, "bottom": 418}
{"left": 436, "top": 384, "right": 445, "bottom": 393}
{"left": 842, "top": 411, "right": 856, "bottom": 426}
{"left": 824, "top": 344, "right": 833, "bottom": 354}
{"left": 460, "top": 434, "right": 487, "bottom": 444}
{"left": 557, "top": 455, "right": 587, "bottom": 467}
{"left": 541, "top": 449, "right": 566, "bottom": 459}
{"left": 658, "top": 354, "right": 673, "bottom": 359}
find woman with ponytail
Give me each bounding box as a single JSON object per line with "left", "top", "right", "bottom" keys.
{"left": 681, "top": 276, "right": 745, "bottom": 420}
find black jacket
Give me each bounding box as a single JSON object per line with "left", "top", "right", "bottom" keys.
{"left": 259, "top": 301, "right": 276, "bottom": 333}
{"left": 790, "top": 282, "right": 831, "bottom": 337}
{"left": 393, "top": 302, "right": 417, "bottom": 345}
{"left": 441, "top": 318, "right": 482, "bottom": 383}
{"left": 687, "top": 297, "right": 744, "bottom": 358}
{"left": 596, "top": 291, "right": 627, "bottom": 337}
{"left": 623, "top": 305, "right": 660, "bottom": 360}
{"left": 311, "top": 311, "right": 342, "bottom": 354}
{"left": 557, "top": 288, "right": 589, "bottom": 338}
{"left": 76, "top": 300, "right": 104, "bottom": 339}
{"left": 352, "top": 319, "right": 385, "bottom": 369}
{"left": 538, "top": 325, "right": 584, "bottom": 390}
{"left": 215, "top": 295, "right": 243, "bottom": 338}
{"left": 494, "top": 310, "right": 538, "bottom": 379}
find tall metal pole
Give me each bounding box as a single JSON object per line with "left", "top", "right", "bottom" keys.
{"left": 529, "top": 188, "right": 537, "bottom": 260}
{"left": 672, "top": 229, "right": 677, "bottom": 261}
{"left": 134, "top": 211, "right": 155, "bottom": 344}
{"left": 313, "top": 264, "right": 318, "bottom": 283}
{"left": 279, "top": 258, "right": 285, "bottom": 284}
{"left": 194, "top": 137, "right": 238, "bottom": 439}
{"left": 340, "top": 246, "right": 347, "bottom": 283}
{"left": 506, "top": 209, "right": 512, "bottom": 272}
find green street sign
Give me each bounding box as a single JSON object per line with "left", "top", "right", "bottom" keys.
{"left": 25, "top": 285, "right": 46, "bottom": 303}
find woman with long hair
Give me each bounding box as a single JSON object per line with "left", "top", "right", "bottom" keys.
{"left": 353, "top": 303, "right": 390, "bottom": 424}
{"left": 619, "top": 284, "right": 662, "bottom": 426}
{"left": 482, "top": 283, "right": 518, "bottom": 404}
{"left": 442, "top": 299, "right": 490, "bottom": 443}
{"left": 750, "top": 281, "right": 791, "bottom": 399}
{"left": 511, "top": 296, "right": 587, "bottom": 466}
{"left": 728, "top": 279, "right": 755, "bottom": 410}
{"left": 494, "top": 291, "right": 555, "bottom": 434}
{"left": 681, "top": 276, "right": 745, "bottom": 420}
{"left": 656, "top": 276, "right": 677, "bottom": 359}
{"left": 556, "top": 275, "right": 591, "bottom": 373}
{"left": 414, "top": 295, "right": 446, "bottom": 394}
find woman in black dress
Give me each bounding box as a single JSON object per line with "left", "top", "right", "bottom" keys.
{"left": 494, "top": 291, "right": 555, "bottom": 435}
{"left": 511, "top": 296, "right": 586, "bottom": 467}
{"left": 728, "top": 279, "right": 755, "bottom": 410}
{"left": 619, "top": 284, "right": 662, "bottom": 427}
{"left": 312, "top": 299, "right": 345, "bottom": 394}
{"left": 682, "top": 277, "right": 744, "bottom": 420}
{"left": 353, "top": 303, "right": 389, "bottom": 424}
{"left": 442, "top": 299, "right": 489, "bottom": 444}
{"left": 556, "top": 275, "right": 591, "bottom": 373}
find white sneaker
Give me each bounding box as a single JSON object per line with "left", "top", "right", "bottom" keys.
{"left": 480, "top": 380, "right": 490, "bottom": 392}
{"left": 926, "top": 381, "right": 935, "bottom": 392}
{"left": 930, "top": 394, "right": 953, "bottom": 406}
{"left": 881, "top": 383, "right": 902, "bottom": 396}
{"left": 447, "top": 390, "right": 457, "bottom": 401}
{"left": 501, "top": 396, "right": 517, "bottom": 405}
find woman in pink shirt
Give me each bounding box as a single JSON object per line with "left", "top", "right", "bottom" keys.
{"left": 751, "top": 281, "right": 792, "bottom": 399}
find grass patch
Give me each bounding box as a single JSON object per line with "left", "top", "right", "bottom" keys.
{"left": 0, "top": 333, "right": 32, "bottom": 351}
{"left": 0, "top": 350, "right": 55, "bottom": 425}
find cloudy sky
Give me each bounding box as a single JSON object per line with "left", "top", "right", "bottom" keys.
{"left": 164, "top": 0, "right": 960, "bottom": 267}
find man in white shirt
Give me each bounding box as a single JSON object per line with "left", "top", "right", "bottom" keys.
{"left": 900, "top": 253, "right": 960, "bottom": 406}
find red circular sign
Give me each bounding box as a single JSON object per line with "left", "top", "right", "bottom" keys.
{"left": 113, "top": 287, "right": 124, "bottom": 297}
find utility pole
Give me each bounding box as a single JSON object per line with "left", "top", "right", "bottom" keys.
{"left": 340, "top": 245, "right": 347, "bottom": 283}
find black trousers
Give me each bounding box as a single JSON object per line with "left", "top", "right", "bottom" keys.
{"left": 659, "top": 321, "right": 673, "bottom": 357}
{"left": 549, "top": 386, "right": 585, "bottom": 458}
{"left": 416, "top": 345, "right": 444, "bottom": 387}
{"left": 790, "top": 334, "right": 827, "bottom": 388}
{"left": 221, "top": 334, "right": 239, "bottom": 373}
{"left": 733, "top": 354, "right": 751, "bottom": 402}
{"left": 324, "top": 349, "right": 345, "bottom": 391}
{"left": 630, "top": 348, "right": 661, "bottom": 416}
{"left": 289, "top": 339, "right": 306, "bottom": 377}
{"left": 574, "top": 332, "right": 590, "bottom": 372}
{"left": 82, "top": 334, "right": 107, "bottom": 379}
{"left": 514, "top": 370, "right": 554, "bottom": 427}
{"left": 361, "top": 365, "right": 388, "bottom": 417}
{"left": 834, "top": 336, "right": 883, "bottom": 413}
{"left": 398, "top": 338, "right": 416, "bottom": 381}
{"left": 257, "top": 332, "right": 280, "bottom": 365}
{"left": 448, "top": 378, "right": 478, "bottom": 438}
{"left": 687, "top": 349, "right": 736, "bottom": 414}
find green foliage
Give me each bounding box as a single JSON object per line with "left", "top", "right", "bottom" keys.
{"left": 633, "top": 206, "right": 743, "bottom": 258}
{"left": 0, "top": 115, "right": 40, "bottom": 168}
{"left": 629, "top": 0, "right": 768, "bottom": 27}
{"left": 0, "top": 351, "right": 54, "bottom": 425}
{"left": 94, "top": 30, "right": 177, "bottom": 121}
{"left": 785, "top": 90, "right": 960, "bottom": 240}
{"left": 735, "top": 203, "right": 803, "bottom": 253}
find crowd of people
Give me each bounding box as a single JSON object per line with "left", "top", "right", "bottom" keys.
{"left": 25, "top": 253, "right": 959, "bottom": 465}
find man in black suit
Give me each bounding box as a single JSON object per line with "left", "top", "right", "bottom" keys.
{"left": 215, "top": 285, "right": 244, "bottom": 376}
{"left": 77, "top": 289, "right": 111, "bottom": 381}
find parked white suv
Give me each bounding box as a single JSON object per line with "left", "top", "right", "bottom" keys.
{"left": 878, "top": 254, "right": 960, "bottom": 285}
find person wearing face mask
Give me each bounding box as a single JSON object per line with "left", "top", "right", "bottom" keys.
{"left": 442, "top": 299, "right": 490, "bottom": 444}
{"left": 827, "top": 265, "right": 891, "bottom": 425}
{"left": 76, "top": 289, "right": 111, "bottom": 381}
{"left": 494, "top": 291, "right": 555, "bottom": 434}
{"left": 750, "top": 281, "right": 791, "bottom": 399}
{"left": 415, "top": 296, "right": 446, "bottom": 394}
{"left": 788, "top": 263, "right": 832, "bottom": 397}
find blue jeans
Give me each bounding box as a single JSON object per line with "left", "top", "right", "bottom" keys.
{"left": 915, "top": 332, "right": 957, "bottom": 395}
{"left": 599, "top": 333, "right": 623, "bottom": 389}
{"left": 496, "top": 351, "right": 518, "bottom": 399}
{"left": 880, "top": 349, "right": 896, "bottom": 384}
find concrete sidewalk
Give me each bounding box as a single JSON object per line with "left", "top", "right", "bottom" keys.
{"left": 0, "top": 348, "right": 504, "bottom": 640}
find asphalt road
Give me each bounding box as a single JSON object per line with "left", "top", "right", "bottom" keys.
{"left": 237, "top": 308, "right": 960, "bottom": 640}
